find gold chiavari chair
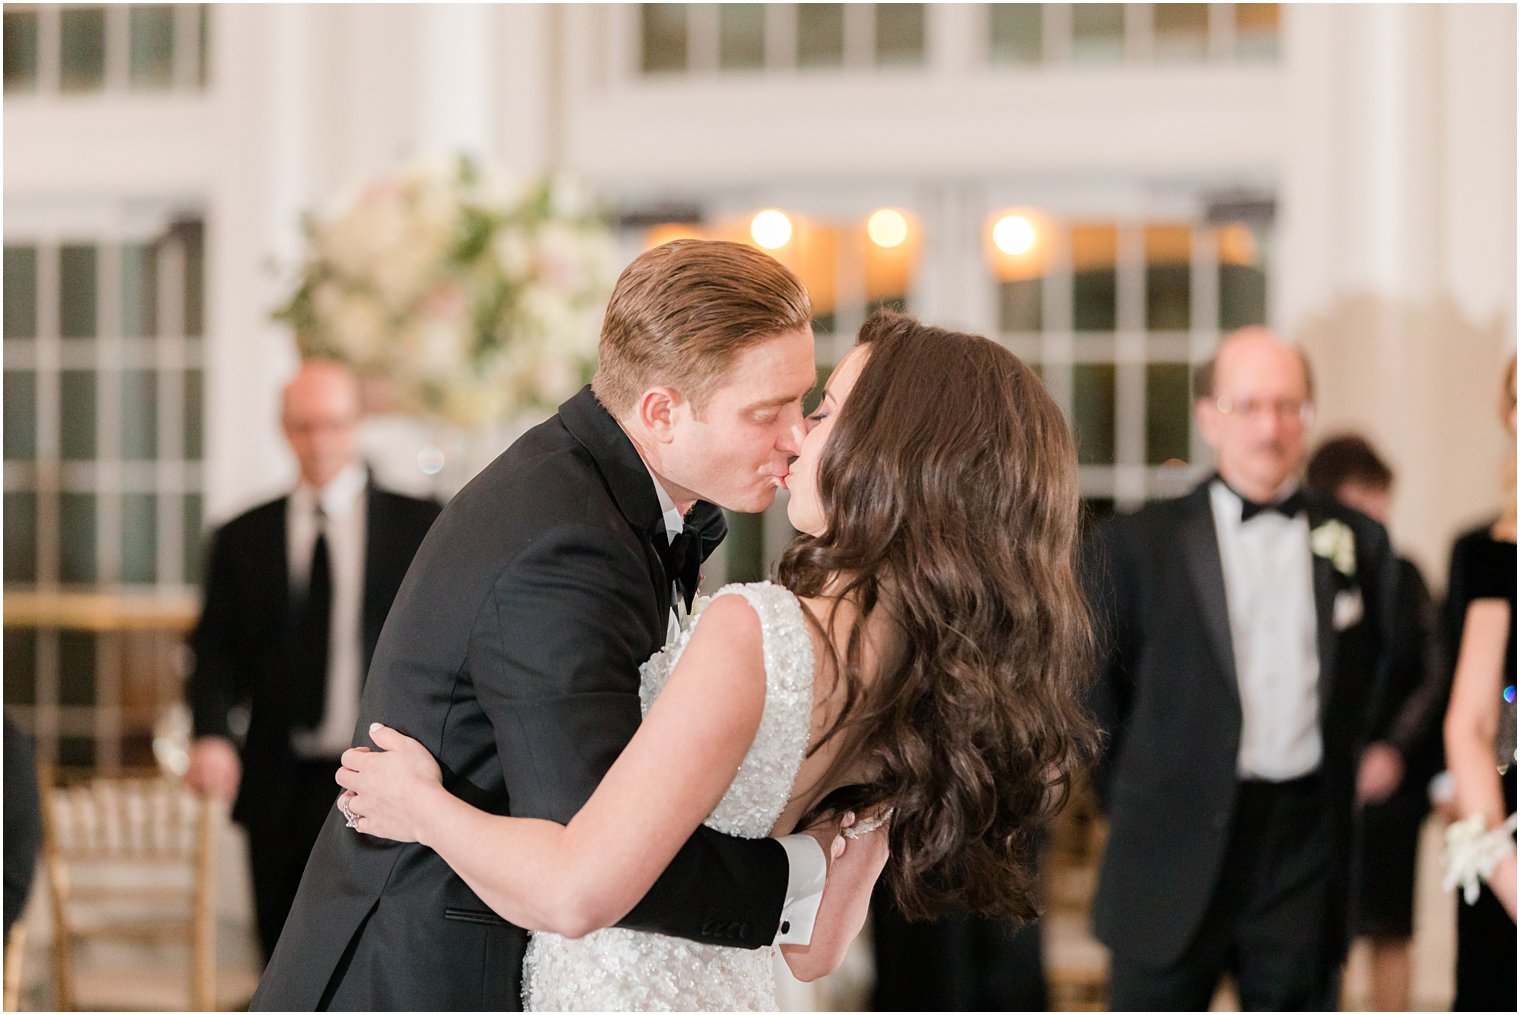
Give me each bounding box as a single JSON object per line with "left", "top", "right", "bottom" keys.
{"left": 39, "top": 766, "right": 221, "bottom": 1011}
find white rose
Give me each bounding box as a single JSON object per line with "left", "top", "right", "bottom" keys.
{"left": 1310, "top": 519, "right": 1356, "bottom": 577}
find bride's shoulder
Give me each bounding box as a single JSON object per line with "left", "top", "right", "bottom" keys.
{"left": 708, "top": 579, "right": 793, "bottom": 605}
{"left": 705, "top": 581, "right": 809, "bottom": 626}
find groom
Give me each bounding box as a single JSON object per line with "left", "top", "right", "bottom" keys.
{"left": 253, "top": 239, "right": 830, "bottom": 1010}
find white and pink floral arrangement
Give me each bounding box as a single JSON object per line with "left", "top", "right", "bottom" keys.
{"left": 276, "top": 155, "right": 618, "bottom": 428}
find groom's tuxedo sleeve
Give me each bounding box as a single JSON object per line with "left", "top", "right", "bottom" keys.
{"left": 470, "top": 522, "right": 789, "bottom": 949}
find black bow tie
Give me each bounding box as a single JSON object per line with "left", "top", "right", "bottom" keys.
{"left": 1236, "top": 487, "right": 1306, "bottom": 522}
{"left": 658, "top": 504, "right": 727, "bottom": 610}
{"left": 663, "top": 526, "right": 704, "bottom": 610}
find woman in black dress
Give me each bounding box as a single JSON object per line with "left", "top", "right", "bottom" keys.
{"left": 1442, "top": 356, "right": 1517, "bottom": 1011}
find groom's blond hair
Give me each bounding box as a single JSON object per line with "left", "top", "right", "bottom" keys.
{"left": 591, "top": 239, "right": 812, "bottom": 417}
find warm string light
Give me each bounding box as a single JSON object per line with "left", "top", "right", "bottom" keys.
{"left": 867, "top": 208, "right": 909, "bottom": 248}
{"left": 992, "top": 213, "right": 1037, "bottom": 255}
{"left": 750, "top": 209, "right": 792, "bottom": 249}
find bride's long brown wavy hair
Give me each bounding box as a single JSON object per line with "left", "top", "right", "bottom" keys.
{"left": 778, "top": 311, "right": 1099, "bottom": 922}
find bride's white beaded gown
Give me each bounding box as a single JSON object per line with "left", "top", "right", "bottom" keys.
{"left": 522, "top": 582, "right": 816, "bottom": 1011}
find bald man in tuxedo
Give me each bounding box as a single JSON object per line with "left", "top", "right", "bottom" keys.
{"left": 1084, "top": 329, "right": 1406, "bottom": 1009}
{"left": 185, "top": 360, "right": 440, "bottom": 961}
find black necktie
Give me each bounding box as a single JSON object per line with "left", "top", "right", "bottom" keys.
{"left": 662, "top": 525, "right": 704, "bottom": 612}
{"left": 292, "top": 512, "right": 332, "bottom": 729}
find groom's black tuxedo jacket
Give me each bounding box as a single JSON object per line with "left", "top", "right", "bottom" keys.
{"left": 1081, "top": 481, "right": 1402, "bottom": 969}
{"left": 252, "top": 388, "right": 790, "bottom": 1011}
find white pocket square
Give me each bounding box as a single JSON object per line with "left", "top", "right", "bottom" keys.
{"left": 1333, "top": 588, "right": 1364, "bottom": 631}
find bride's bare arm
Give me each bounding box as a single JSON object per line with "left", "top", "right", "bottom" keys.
{"left": 337, "top": 594, "right": 770, "bottom": 938}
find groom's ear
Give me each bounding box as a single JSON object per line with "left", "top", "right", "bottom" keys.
{"left": 635, "top": 386, "right": 686, "bottom": 444}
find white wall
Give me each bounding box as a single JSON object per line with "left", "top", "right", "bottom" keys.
{"left": 5, "top": 2, "right": 1512, "bottom": 577}
{"left": 1278, "top": 3, "right": 1516, "bottom": 581}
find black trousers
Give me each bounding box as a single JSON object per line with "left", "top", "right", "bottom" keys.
{"left": 246, "top": 759, "right": 345, "bottom": 963}
{"left": 869, "top": 880, "right": 1047, "bottom": 1011}
{"left": 1109, "top": 774, "right": 1339, "bottom": 1012}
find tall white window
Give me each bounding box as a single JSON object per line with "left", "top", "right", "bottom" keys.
{"left": 4, "top": 211, "right": 207, "bottom": 769}
{"left": 638, "top": 3, "right": 927, "bottom": 75}
{"left": 3, "top": 3, "right": 210, "bottom": 96}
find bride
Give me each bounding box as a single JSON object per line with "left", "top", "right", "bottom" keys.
{"left": 336, "top": 311, "right": 1099, "bottom": 1010}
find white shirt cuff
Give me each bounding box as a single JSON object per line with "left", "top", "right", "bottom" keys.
{"left": 774, "top": 834, "right": 827, "bottom": 946}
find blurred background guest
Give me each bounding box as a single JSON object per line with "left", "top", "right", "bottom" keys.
{"left": 3, "top": 716, "right": 42, "bottom": 939}
{"left": 183, "top": 359, "right": 440, "bottom": 964}
{"left": 1084, "top": 328, "right": 1409, "bottom": 1010}
{"left": 1441, "top": 356, "right": 1518, "bottom": 1011}
{"left": 1305, "top": 434, "right": 1446, "bottom": 1011}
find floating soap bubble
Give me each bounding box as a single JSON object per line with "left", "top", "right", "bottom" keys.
{"left": 418, "top": 446, "right": 446, "bottom": 476}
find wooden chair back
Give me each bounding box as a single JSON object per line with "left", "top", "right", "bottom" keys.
{"left": 39, "top": 766, "right": 220, "bottom": 1011}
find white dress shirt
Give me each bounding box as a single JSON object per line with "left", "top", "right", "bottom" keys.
{"left": 287, "top": 462, "right": 368, "bottom": 760}
{"left": 641, "top": 462, "right": 826, "bottom": 946}
{"left": 1209, "top": 479, "right": 1323, "bottom": 780}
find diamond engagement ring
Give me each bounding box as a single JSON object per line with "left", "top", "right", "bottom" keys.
{"left": 340, "top": 796, "right": 360, "bottom": 829}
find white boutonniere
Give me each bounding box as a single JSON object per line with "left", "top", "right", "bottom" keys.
{"left": 679, "top": 594, "right": 713, "bottom": 634}
{"left": 1310, "top": 519, "right": 1356, "bottom": 577}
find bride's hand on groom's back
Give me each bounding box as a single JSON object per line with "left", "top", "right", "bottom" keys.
{"left": 334, "top": 723, "right": 445, "bottom": 843}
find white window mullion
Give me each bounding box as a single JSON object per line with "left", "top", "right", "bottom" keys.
{"left": 98, "top": 239, "right": 124, "bottom": 587}
{"left": 1209, "top": 2, "right": 1236, "bottom": 62}
{"left": 765, "top": 4, "right": 797, "bottom": 72}
{"left": 1127, "top": 3, "right": 1154, "bottom": 64}
{"left": 159, "top": 229, "right": 187, "bottom": 340}
{"left": 1043, "top": 3, "right": 1074, "bottom": 64}
{"left": 1041, "top": 216, "right": 1075, "bottom": 418}
{"left": 687, "top": 4, "right": 719, "bottom": 74}
{"left": 927, "top": 1, "right": 974, "bottom": 75}
{"left": 173, "top": 3, "right": 201, "bottom": 91}
{"left": 36, "top": 240, "right": 62, "bottom": 589}
{"left": 37, "top": 5, "right": 62, "bottom": 94}
{"left": 1191, "top": 223, "right": 1221, "bottom": 361}
{"left": 159, "top": 340, "right": 187, "bottom": 585}
{"left": 1190, "top": 224, "right": 1220, "bottom": 473}
{"left": 105, "top": 3, "right": 130, "bottom": 92}
{"left": 843, "top": 3, "right": 874, "bottom": 69}
{"left": 834, "top": 217, "right": 868, "bottom": 350}
{"left": 1114, "top": 222, "right": 1147, "bottom": 502}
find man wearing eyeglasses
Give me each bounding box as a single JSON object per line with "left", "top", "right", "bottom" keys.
{"left": 1082, "top": 327, "right": 1406, "bottom": 1009}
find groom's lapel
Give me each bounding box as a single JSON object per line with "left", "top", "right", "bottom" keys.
{"left": 559, "top": 387, "right": 663, "bottom": 536}
{"left": 558, "top": 386, "right": 672, "bottom": 612}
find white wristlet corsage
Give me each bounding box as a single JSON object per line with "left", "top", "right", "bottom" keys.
{"left": 1442, "top": 812, "right": 1518, "bottom": 905}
